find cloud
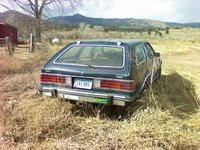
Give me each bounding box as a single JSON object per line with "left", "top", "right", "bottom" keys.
{"left": 1, "top": 0, "right": 199, "bottom": 22}
{"left": 170, "top": 0, "right": 200, "bottom": 22}
{"left": 77, "top": 0, "right": 113, "bottom": 17}
{"left": 77, "top": 0, "right": 200, "bottom": 22}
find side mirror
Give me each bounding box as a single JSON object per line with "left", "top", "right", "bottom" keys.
{"left": 155, "top": 52, "right": 160, "bottom": 57}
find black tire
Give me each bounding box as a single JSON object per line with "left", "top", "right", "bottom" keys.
{"left": 157, "top": 68, "right": 162, "bottom": 80}
{"left": 154, "top": 68, "right": 161, "bottom": 82}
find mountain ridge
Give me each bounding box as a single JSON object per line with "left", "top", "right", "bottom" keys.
{"left": 50, "top": 13, "right": 168, "bottom": 28}
{"left": 165, "top": 21, "right": 200, "bottom": 27}
{"left": 1, "top": 11, "right": 200, "bottom": 29}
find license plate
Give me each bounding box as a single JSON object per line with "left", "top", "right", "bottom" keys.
{"left": 73, "top": 78, "right": 93, "bottom": 89}
{"left": 64, "top": 94, "right": 78, "bottom": 100}
{"left": 43, "top": 91, "right": 52, "bottom": 97}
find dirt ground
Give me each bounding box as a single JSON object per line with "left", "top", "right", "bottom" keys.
{"left": 162, "top": 46, "right": 200, "bottom": 72}
{"left": 0, "top": 46, "right": 32, "bottom": 60}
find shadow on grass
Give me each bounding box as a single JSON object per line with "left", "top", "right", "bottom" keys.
{"left": 70, "top": 72, "right": 199, "bottom": 120}
{"left": 153, "top": 72, "right": 199, "bottom": 118}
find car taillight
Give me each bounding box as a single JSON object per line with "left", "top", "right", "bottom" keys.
{"left": 100, "top": 80, "right": 135, "bottom": 91}
{"left": 41, "top": 74, "right": 66, "bottom": 84}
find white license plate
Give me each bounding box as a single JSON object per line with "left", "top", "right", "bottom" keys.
{"left": 43, "top": 91, "right": 52, "bottom": 97}
{"left": 73, "top": 78, "right": 93, "bottom": 89}
{"left": 64, "top": 94, "right": 79, "bottom": 100}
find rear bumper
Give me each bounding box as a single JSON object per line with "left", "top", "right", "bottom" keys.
{"left": 39, "top": 86, "right": 134, "bottom": 106}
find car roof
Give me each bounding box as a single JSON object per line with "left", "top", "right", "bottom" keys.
{"left": 72, "top": 39, "right": 146, "bottom": 47}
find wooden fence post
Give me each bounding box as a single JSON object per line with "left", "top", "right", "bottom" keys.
{"left": 5, "top": 36, "right": 13, "bottom": 56}
{"left": 29, "top": 33, "right": 34, "bottom": 52}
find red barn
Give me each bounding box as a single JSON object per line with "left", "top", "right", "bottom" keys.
{"left": 0, "top": 22, "right": 18, "bottom": 45}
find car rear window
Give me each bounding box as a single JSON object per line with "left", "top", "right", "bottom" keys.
{"left": 55, "top": 45, "right": 124, "bottom": 67}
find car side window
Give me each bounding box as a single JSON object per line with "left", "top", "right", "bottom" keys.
{"left": 143, "top": 43, "right": 155, "bottom": 60}
{"left": 135, "top": 45, "right": 146, "bottom": 65}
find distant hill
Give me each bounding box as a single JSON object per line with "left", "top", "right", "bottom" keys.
{"left": 166, "top": 22, "right": 200, "bottom": 27}
{"left": 1, "top": 10, "right": 200, "bottom": 36}
{"left": 0, "top": 10, "right": 34, "bottom": 26}
{"left": 0, "top": 10, "right": 36, "bottom": 37}
{"left": 0, "top": 10, "right": 60, "bottom": 38}
{"left": 50, "top": 13, "right": 168, "bottom": 28}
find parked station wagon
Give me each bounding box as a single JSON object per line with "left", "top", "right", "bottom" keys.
{"left": 39, "top": 40, "right": 162, "bottom": 106}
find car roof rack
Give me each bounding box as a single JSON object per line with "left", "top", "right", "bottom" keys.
{"left": 76, "top": 41, "right": 81, "bottom": 45}
{"left": 117, "top": 41, "right": 121, "bottom": 46}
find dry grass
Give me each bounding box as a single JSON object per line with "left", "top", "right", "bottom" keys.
{"left": 4, "top": 96, "right": 200, "bottom": 149}
{"left": 1, "top": 28, "right": 200, "bottom": 149}
{"left": 45, "top": 27, "right": 200, "bottom": 55}
{"left": 0, "top": 54, "right": 29, "bottom": 75}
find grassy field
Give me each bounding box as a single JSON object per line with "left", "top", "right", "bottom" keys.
{"left": 0, "top": 28, "right": 200, "bottom": 149}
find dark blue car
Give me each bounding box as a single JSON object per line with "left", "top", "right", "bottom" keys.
{"left": 39, "top": 40, "right": 162, "bottom": 106}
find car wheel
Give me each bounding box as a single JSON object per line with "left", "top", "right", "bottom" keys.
{"left": 156, "top": 68, "right": 162, "bottom": 81}
{"left": 153, "top": 68, "right": 162, "bottom": 84}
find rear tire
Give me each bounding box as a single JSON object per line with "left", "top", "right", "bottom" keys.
{"left": 155, "top": 68, "right": 162, "bottom": 81}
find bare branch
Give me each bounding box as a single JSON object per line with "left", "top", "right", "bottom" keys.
{"left": 27, "top": 0, "right": 36, "bottom": 13}
{"left": 44, "top": 0, "right": 55, "bottom": 5}
{"left": 0, "top": 4, "right": 11, "bottom": 10}
{"left": 9, "top": 0, "right": 35, "bottom": 15}
{"left": 39, "top": 0, "right": 50, "bottom": 16}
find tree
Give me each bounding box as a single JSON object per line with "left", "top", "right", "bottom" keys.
{"left": 147, "top": 28, "right": 152, "bottom": 36}
{"left": 165, "top": 27, "right": 170, "bottom": 34}
{"left": 0, "top": 0, "right": 81, "bottom": 41}
{"left": 93, "top": 25, "right": 104, "bottom": 32}
{"left": 155, "top": 30, "right": 163, "bottom": 37}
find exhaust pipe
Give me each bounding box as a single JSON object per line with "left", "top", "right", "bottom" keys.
{"left": 76, "top": 102, "right": 84, "bottom": 107}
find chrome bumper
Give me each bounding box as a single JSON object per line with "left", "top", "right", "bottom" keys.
{"left": 40, "top": 87, "right": 132, "bottom": 106}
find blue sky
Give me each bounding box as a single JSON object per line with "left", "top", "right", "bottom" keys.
{"left": 75, "top": 0, "right": 200, "bottom": 23}
{"left": 1, "top": 0, "right": 200, "bottom": 23}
